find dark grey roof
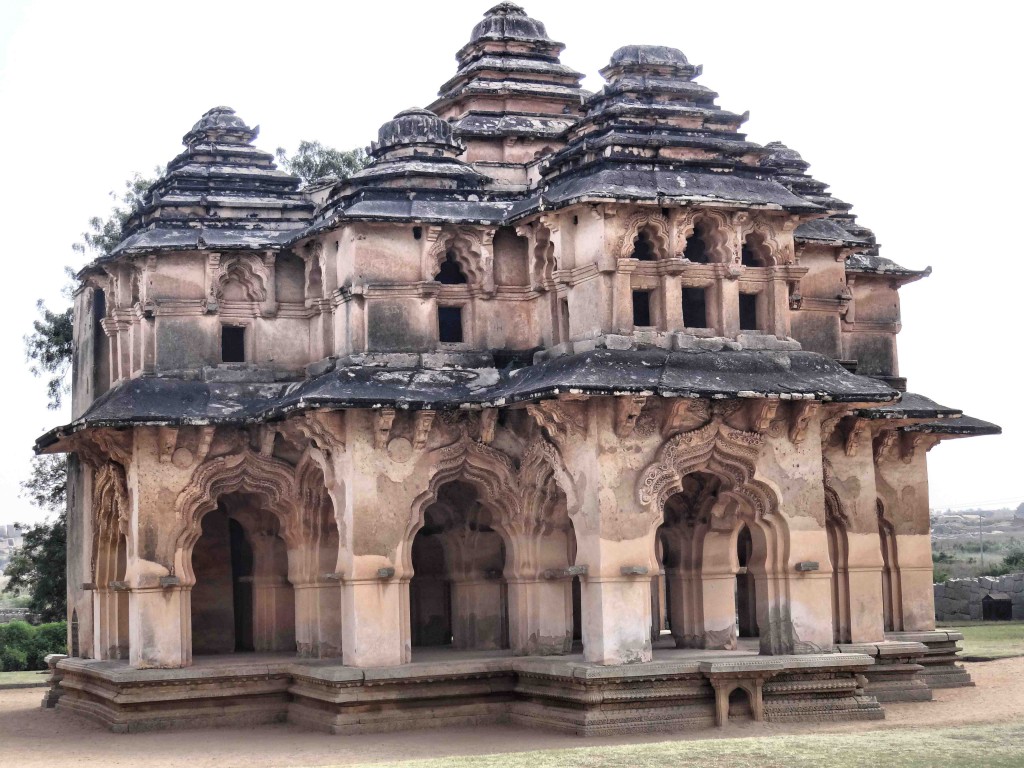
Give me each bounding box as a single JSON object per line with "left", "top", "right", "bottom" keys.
{"left": 469, "top": 3, "right": 554, "bottom": 44}
{"left": 37, "top": 348, "right": 897, "bottom": 450}
{"left": 904, "top": 414, "right": 1002, "bottom": 437}
{"left": 857, "top": 392, "right": 962, "bottom": 420}
{"left": 846, "top": 253, "right": 931, "bottom": 280}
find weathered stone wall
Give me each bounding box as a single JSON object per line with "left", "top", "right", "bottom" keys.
{"left": 933, "top": 573, "right": 1024, "bottom": 621}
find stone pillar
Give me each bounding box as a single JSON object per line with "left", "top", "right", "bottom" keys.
{"left": 577, "top": 536, "right": 654, "bottom": 664}
{"left": 505, "top": 529, "right": 573, "bottom": 656}
{"left": 846, "top": 533, "right": 885, "bottom": 642}
{"left": 786, "top": 529, "right": 838, "bottom": 652}
{"left": 129, "top": 586, "right": 190, "bottom": 668}
{"left": 252, "top": 576, "right": 295, "bottom": 652}
{"left": 341, "top": 572, "right": 408, "bottom": 666}
{"left": 897, "top": 533, "right": 935, "bottom": 631}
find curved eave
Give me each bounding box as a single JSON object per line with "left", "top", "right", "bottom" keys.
{"left": 903, "top": 415, "right": 1002, "bottom": 438}
{"left": 36, "top": 349, "right": 898, "bottom": 454}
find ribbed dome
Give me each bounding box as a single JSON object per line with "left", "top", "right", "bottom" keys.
{"left": 608, "top": 45, "right": 690, "bottom": 69}
{"left": 470, "top": 3, "right": 550, "bottom": 43}
{"left": 371, "top": 108, "right": 462, "bottom": 158}
{"left": 182, "top": 106, "right": 257, "bottom": 146}
{"left": 762, "top": 141, "right": 811, "bottom": 172}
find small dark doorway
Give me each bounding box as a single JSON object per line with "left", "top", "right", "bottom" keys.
{"left": 739, "top": 294, "right": 759, "bottom": 331}
{"left": 682, "top": 287, "right": 707, "bottom": 328}
{"left": 633, "top": 290, "right": 652, "bottom": 327}
{"left": 221, "top": 325, "right": 246, "bottom": 363}
{"left": 982, "top": 593, "right": 1013, "bottom": 621}
{"left": 438, "top": 306, "right": 464, "bottom": 343}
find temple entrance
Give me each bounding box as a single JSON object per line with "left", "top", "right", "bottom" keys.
{"left": 191, "top": 495, "right": 295, "bottom": 655}
{"left": 409, "top": 481, "right": 509, "bottom": 651}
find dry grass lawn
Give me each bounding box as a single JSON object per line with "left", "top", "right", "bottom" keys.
{"left": 939, "top": 621, "right": 1024, "bottom": 659}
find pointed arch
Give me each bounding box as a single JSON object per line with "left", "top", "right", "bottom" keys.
{"left": 675, "top": 209, "right": 735, "bottom": 264}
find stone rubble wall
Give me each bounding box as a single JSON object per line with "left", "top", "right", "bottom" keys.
{"left": 933, "top": 573, "right": 1024, "bottom": 621}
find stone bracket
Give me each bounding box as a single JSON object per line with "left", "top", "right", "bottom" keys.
{"left": 614, "top": 395, "right": 647, "bottom": 438}
{"left": 412, "top": 411, "right": 435, "bottom": 450}
{"left": 375, "top": 408, "right": 396, "bottom": 449}
{"left": 789, "top": 401, "right": 819, "bottom": 444}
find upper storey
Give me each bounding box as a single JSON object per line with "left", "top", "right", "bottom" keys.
{"left": 68, "top": 4, "right": 931, "bottom": 423}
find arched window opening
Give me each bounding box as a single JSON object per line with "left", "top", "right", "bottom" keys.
{"left": 741, "top": 233, "right": 770, "bottom": 267}
{"left": 683, "top": 220, "right": 712, "bottom": 264}
{"left": 435, "top": 250, "right": 468, "bottom": 285}
{"left": 630, "top": 227, "right": 658, "bottom": 261}
{"left": 736, "top": 525, "right": 759, "bottom": 639}
{"left": 409, "top": 482, "right": 509, "bottom": 654}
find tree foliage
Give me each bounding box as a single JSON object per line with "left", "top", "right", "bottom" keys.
{"left": 275, "top": 140, "right": 368, "bottom": 183}
{"left": 2, "top": 511, "right": 67, "bottom": 623}
{"left": 71, "top": 171, "right": 157, "bottom": 259}
{"left": 25, "top": 296, "right": 74, "bottom": 410}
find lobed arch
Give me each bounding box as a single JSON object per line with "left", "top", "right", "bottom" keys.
{"left": 215, "top": 254, "right": 269, "bottom": 303}
{"left": 174, "top": 449, "right": 300, "bottom": 585}
{"left": 739, "top": 218, "right": 793, "bottom": 267}
{"left": 619, "top": 211, "right": 671, "bottom": 261}
{"left": 675, "top": 209, "right": 734, "bottom": 264}
{"left": 427, "top": 229, "right": 485, "bottom": 287}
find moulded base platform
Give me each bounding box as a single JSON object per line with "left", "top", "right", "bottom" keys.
{"left": 54, "top": 646, "right": 886, "bottom": 736}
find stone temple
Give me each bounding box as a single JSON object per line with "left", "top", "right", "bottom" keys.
{"left": 38, "top": 3, "right": 999, "bottom": 734}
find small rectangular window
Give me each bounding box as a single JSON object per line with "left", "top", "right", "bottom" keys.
{"left": 438, "top": 306, "right": 463, "bottom": 343}
{"left": 739, "top": 293, "right": 759, "bottom": 331}
{"left": 632, "top": 290, "right": 652, "bottom": 327}
{"left": 682, "top": 287, "right": 707, "bottom": 328}
{"left": 221, "top": 325, "right": 246, "bottom": 363}
{"left": 559, "top": 298, "right": 571, "bottom": 342}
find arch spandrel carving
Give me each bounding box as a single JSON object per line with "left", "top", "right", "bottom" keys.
{"left": 637, "top": 420, "right": 777, "bottom": 523}
{"left": 214, "top": 254, "right": 269, "bottom": 303}
{"left": 425, "top": 228, "right": 487, "bottom": 288}
{"left": 90, "top": 462, "right": 131, "bottom": 580}
{"left": 174, "top": 449, "right": 299, "bottom": 583}
{"left": 674, "top": 208, "right": 736, "bottom": 264}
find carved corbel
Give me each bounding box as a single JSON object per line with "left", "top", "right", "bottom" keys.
{"left": 480, "top": 229, "right": 496, "bottom": 296}
{"left": 749, "top": 399, "right": 779, "bottom": 434}
{"left": 479, "top": 409, "right": 498, "bottom": 444}
{"left": 789, "top": 401, "right": 820, "bottom": 444}
{"left": 375, "top": 408, "right": 396, "bottom": 449}
{"left": 614, "top": 395, "right": 647, "bottom": 438}
{"left": 844, "top": 418, "right": 869, "bottom": 457}
{"left": 900, "top": 431, "right": 928, "bottom": 463}
{"left": 298, "top": 410, "right": 346, "bottom": 457}
{"left": 873, "top": 429, "right": 899, "bottom": 463}
{"left": 259, "top": 425, "right": 276, "bottom": 456}
{"left": 662, "top": 398, "right": 711, "bottom": 438}
{"left": 526, "top": 399, "right": 587, "bottom": 443}
{"left": 412, "top": 411, "right": 436, "bottom": 450}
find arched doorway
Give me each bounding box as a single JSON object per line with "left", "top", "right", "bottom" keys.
{"left": 190, "top": 494, "right": 296, "bottom": 655}
{"left": 409, "top": 481, "right": 509, "bottom": 652}
{"left": 826, "top": 514, "right": 851, "bottom": 644}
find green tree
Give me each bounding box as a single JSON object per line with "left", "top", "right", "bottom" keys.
{"left": 9, "top": 172, "right": 157, "bottom": 620}
{"left": 275, "top": 140, "right": 368, "bottom": 183}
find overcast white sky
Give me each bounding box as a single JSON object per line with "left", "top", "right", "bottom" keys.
{"left": 0, "top": 1, "right": 1020, "bottom": 525}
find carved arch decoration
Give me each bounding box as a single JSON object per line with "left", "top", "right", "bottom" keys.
{"left": 214, "top": 254, "right": 269, "bottom": 303}
{"left": 674, "top": 208, "right": 736, "bottom": 264}
{"left": 426, "top": 228, "right": 487, "bottom": 288}
{"left": 516, "top": 436, "right": 580, "bottom": 534}
{"left": 735, "top": 213, "right": 795, "bottom": 266}
{"left": 821, "top": 457, "right": 850, "bottom": 527}
{"left": 637, "top": 420, "right": 777, "bottom": 526}
{"left": 401, "top": 434, "right": 520, "bottom": 573}
{"left": 174, "top": 449, "right": 299, "bottom": 584}
{"left": 618, "top": 211, "right": 671, "bottom": 260}
{"left": 293, "top": 451, "right": 341, "bottom": 583}
{"left": 90, "top": 462, "right": 131, "bottom": 583}
{"left": 528, "top": 223, "right": 557, "bottom": 289}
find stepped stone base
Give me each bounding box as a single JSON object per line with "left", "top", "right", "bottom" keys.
{"left": 57, "top": 650, "right": 883, "bottom": 736}
{"left": 839, "top": 641, "right": 932, "bottom": 702}
{"left": 887, "top": 631, "right": 975, "bottom": 689}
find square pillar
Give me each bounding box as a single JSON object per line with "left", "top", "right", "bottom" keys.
{"left": 129, "top": 586, "right": 190, "bottom": 668}
{"left": 341, "top": 575, "right": 408, "bottom": 667}
{"left": 506, "top": 578, "right": 572, "bottom": 655}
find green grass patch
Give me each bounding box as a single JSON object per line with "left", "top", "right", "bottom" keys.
{"left": 938, "top": 620, "right": 1024, "bottom": 659}
{"left": 323, "top": 723, "right": 1024, "bottom": 768}
{"left": 0, "top": 669, "right": 49, "bottom": 686}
